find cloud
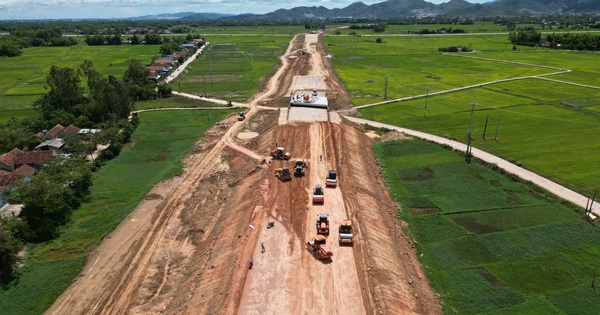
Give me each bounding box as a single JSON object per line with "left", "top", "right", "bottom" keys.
{"left": 0, "top": 0, "right": 492, "bottom": 20}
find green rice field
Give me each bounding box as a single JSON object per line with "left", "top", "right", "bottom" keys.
{"left": 374, "top": 138, "right": 600, "bottom": 315}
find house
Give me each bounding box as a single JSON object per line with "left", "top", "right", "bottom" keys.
{"left": 0, "top": 164, "right": 36, "bottom": 192}
{"left": 35, "top": 138, "right": 66, "bottom": 153}
{"left": 0, "top": 148, "right": 56, "bottom": 171}
{"left": 46, "top": 123, "right": 66, "bottom": 138}
{"left": 35, "top": 124, "right": 81, "bottom": 139}
{"left": 172, "top": 51, "right": 188, "bottom": 59}
{"left": 0, "top": 148, "right": 58, "bottom": 196}
{"left": 181, "top": 43, "right": 195, "bottom": 49}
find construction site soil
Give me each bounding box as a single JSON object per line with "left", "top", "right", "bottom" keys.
{"left": 46, "top": 34, "right": 441, "bottom": 315}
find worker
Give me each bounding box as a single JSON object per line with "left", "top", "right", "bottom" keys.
{"left": 249, "top": 258, "right": 254, "bottom": 269}
{"left": 320, "top": 155, "right": 322, "bottom": 161}
{"left": 261, "top": 242, "right": 266, "bottom": 253}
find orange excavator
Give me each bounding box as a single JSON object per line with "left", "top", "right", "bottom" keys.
{"left": 316, "top": 213, "right": 330, "bottom": 236}
{"left": 306, "top": 235, "right": 333, "bottom": 259}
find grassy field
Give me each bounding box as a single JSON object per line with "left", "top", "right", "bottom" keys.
{"left": 324, "top": 33, "right": 600, "bottom": 195}
{"left": 0, "top": 109, "right": 234, "bottom": 315}
{"left": 174, "top": 35, "right": 292, "bottom": 102}
{"left": 373, "top": 138, "right": 600, "bottom": 315}
{"left": 0, "top": 44, "right": 162, "bottom": 111}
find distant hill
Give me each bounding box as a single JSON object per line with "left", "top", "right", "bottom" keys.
{"left": 151, "top": 0, "right": 600, "bottom": 21}
{"left": 128, "top": 12, "right": 233, "bottom": 20}
{"left": 127, "top": 12, "right": 196, "bottom": 20}
{"left": 184, "top": 12, "right": 236, "bottom": 20}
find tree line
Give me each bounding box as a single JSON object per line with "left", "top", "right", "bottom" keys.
{"left": 349, "top": 23, "right": 387, "bottom": 33}
{"left": 0, "top": 58, "right": 158, "bottom": 280}
{"left": 0, "top": 28, "right": 76, "bottom": 57}
{"left": 510, "top": 30, "right": 600, "bottom": 51}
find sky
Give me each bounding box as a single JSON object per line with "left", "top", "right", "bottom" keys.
{"left": 0, "top": 0, "right": 492, "bottom": 20}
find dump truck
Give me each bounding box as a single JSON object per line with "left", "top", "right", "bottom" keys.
{"left": 312, "top": 184, "right": 324, "bottom": 203}
{"left": 339, "top": 220, "right": 354, "bottom": 245}
{"left": 326, "top": 170, "right": 337, "bottom": 188}
{"left": 274, "top": 166, "right": 292, "bottom": 181}
{"left": 237, "top": 112, "right": 245, "bottom": 121}
{"left": 316, "top": 213, "right": 330, "bottom": 236}
{"left": 294, "top": 159, "right": 306, "bottom": 176}
{"left": 270, "top": 147, "right": 291, "bottom": 160}
{"left": 306, "top": 235, "right": 333, "bottom": 260}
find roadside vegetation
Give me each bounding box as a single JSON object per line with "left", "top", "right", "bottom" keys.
{"left": 373, "top": 137, "right": 600, "bottom": 314}
{"left": 0, "top": 109, "right": 233, "bottom": 314}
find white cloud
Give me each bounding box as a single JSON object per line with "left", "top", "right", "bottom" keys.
{"left": 0, "top": 0, "right": 492, "bottom": 20}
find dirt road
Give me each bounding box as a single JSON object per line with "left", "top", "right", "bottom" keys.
{"left": 46, "top": 33, "right": 441, "bottom": 315}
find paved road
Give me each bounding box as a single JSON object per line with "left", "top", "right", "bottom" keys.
{"left": 344, "top": 116, "right": 600, "bottom": 217}
{"left": 163, "top": 42, "right": 208, "bottom": 84}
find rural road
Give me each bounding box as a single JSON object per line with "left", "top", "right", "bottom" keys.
{"left": 344, "top": 116, "right": 600, "bottom": 217}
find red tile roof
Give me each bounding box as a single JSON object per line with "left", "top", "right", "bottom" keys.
{"left": 46, "top": 124, "right": 66, "bottom": 137}
{"left": 0, "top": 148, "right": 55, "bottom": 168}
{"left": 13, "top": 164, "right": 36, "bottom": 176}
{"left": 0, "top": 164, "right": 36, "bottom": 191}
{"left": 0, "top": 148, "right": 23, "bottom": 168}
{"left": 62, "top": 125, "right": 81, "bottom": 136}
{"left": 153, "top": 59, "right": 173, "bottom": 65}
{"left": 21, "top": 151, "right": 55, "bottom": 165}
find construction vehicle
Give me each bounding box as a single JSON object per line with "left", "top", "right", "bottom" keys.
{"left": 326, "top": 170, "right": 337, "bottom": 188}
{"left": 339, "top": 220, "right": 354, "bottom": 245}
{"left": 237, "top": 112, "right": 245, "bottom": 121}
{"left": 274, "top": 167, "right": 292, "bottom": 181}
{"left": 306, "top": 235, "right": 333, "bottom": 260}
{"left": 270, "top": 147, "right": 291, "bottom": 160}
{"left": 316, "top": 213, "right": 330, "bottom": 236}
{"left": 312, "top": 184, "right": 324, "bottom": 203}
{"left": 294, "top": 159, "right": 306, "bottom": 176}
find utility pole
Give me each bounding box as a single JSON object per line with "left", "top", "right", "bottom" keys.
{"left": 208, "top": 47, "right": 213, "bottom": 86}
{"left": 494, "top": 110, "right": 501, "bottom": 142}
{"left": 160, "top": 92, "right": 164, "bottom": 109}
{"left": 466, "top": 103, "right": 476, "bottom": 163}
{"left": 482, "top": 115, "right": 489, "bottom": 139}
{"left": 424, "top": 87, "right": 429, "bottom": 118}
{"left": 384, "top": 75, "right": 388, "bottom": 99}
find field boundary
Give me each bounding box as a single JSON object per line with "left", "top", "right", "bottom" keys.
{"left": 344, "top": 115, "right": 600, "bottom": 217}
{"left": 351, "top": 53, "right": 600, "bottom": 110}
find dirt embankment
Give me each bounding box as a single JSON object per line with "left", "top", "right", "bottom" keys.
{"left": 46, "top": 32, "right": 441, "bottom": 315}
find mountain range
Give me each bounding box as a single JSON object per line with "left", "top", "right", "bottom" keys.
{"left": 137, "top": 0, "right": 600, "bottom": 20}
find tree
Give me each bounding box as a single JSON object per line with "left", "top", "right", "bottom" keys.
{"left": 18, "top": 158, "right": 92, "bottom": 242}
{"left": 0, "top": 118, "right": 37, "bottom": 153}
{"left": 0, "top": 219, "right": 22, "bottom": 279}
{"left": 33, "top": 65, "right": 87, "bottom": 122}
{"left": 130, "top": 34, "right": 141, "bottom": 45}
{"left": 376, "top": 37, "right": 383, "bottom": 43}
{"left": 144, "top": 33, "right": 163, "bottom": 44}
{"left": 123, "top": 59, "right": 151, "bottom": 87}
{"left": 0, "top": 41, "right": 22, "bottom": 57}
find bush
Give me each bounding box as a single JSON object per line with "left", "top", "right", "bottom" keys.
{"left": 0, "top": 219, "right": 22, "bottom": 280}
